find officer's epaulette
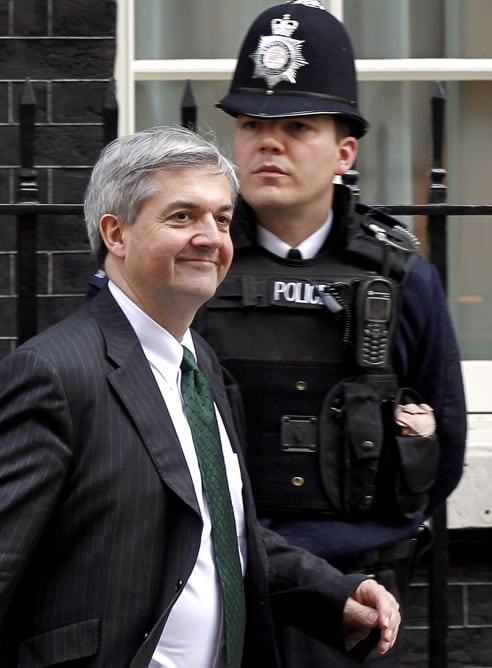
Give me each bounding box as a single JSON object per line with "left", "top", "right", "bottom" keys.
{"left": 344, "top": 202, "right": 420, "bottom": 283}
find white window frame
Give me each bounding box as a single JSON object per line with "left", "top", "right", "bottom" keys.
{"left": 116, "top": 0, "right": 492, "bottom": 456}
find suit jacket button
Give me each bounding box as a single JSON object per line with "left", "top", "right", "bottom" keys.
{"left": 176, "top": 579, "right": 184, "bottom": 591}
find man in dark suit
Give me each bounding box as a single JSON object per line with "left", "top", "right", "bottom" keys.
{"left": 0, "top": 126, "right": 400, "bottom": 667}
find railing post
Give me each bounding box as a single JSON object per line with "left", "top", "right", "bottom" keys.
{"left": 429, "top": 81, "right": 448, "bottom": 284}
{"left": 180, "top": 80, "right": 197, "bottom": 132}
{"left": 103, "top": 78, "right": 119, "bottom": 146}
{"left": 427, "top": 80, "right": 449, "bottom": 668}
{"left": 16, "top": 79, "right": 39, "bottom": 345}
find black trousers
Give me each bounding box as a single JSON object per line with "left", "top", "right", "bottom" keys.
{"left": 276, "top": 568, "right": 404, "bottom": 668}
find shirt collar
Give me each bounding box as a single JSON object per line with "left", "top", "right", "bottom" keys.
{"left": 256, "top": 210, "right": 333, "bottom": 259}
{"left": 108, "top": 280, "right": 195, "bottom": 380}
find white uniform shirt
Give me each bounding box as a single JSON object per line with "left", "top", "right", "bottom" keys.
{"left": 257, "top": 211, "right": 333, "bottom": 259}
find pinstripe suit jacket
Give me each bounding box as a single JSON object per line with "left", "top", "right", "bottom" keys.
{"left": 0, "top": 286, "right": 365, "bottom": 667}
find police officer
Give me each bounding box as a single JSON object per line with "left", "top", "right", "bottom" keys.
{"left": 193, "top": 1, "right": 467, "bottom": 666}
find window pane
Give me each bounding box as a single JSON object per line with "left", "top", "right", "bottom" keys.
{"left": 343, "top": 0, "right": 492, "bottom": 360}
{"left": 135, "top": 79, "right": 236, "bottom": 157}
{"left": 135, "top": 0, "right": 274, "bottom": 59}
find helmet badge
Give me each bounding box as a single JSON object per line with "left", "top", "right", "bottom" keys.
{"left": 250, "top": 13, "right": 308, "bottom": 91}
{"left": 291, "top": 0, "right": 327, "bottom": 8}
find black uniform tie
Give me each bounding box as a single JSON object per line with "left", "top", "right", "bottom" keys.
{"left": 180, "top": 347, "right": 246, "bottom": 668}
{"left": 287, "top": 248, "right": 302, "bottom": 259}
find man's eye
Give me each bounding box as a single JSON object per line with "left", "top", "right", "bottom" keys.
{"left": 241, "top": 119, "right": 258, "bottom": 130}
{"left": 216, "top": 216, "right": 231, "bottom": 230}
{"left": 290, "top": 122, "right": 307, "bottom": 132}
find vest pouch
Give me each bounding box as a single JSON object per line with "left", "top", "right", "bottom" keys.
{"left": 385, "top": 388, "right": 439, "bottom": 519}
{"left": 392, "top": 433, "right": 438, "bottom": 518}
{"left": 319, "top": 380, "right": 383, "bottom": 518}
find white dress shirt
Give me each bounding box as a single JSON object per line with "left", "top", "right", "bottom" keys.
{"left": 256, "top": 210, "right": 333, "bottom": 259}
{"left": 107, "top": 282, "right": 247, "bottom": 668}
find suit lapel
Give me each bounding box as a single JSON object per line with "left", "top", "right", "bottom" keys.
{"left": 89, "top": 287, "right": 200, "bottom": 515}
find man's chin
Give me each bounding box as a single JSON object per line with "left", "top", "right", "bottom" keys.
{"left": 181, "top": 280, "right": 220, "bottom": 305}
{"left": 243, "top": 189, "right": 289, "bottom": 211}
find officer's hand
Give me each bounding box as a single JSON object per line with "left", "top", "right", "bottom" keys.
{"left": 342, "top": 579, "right": 401, "bottom": 654}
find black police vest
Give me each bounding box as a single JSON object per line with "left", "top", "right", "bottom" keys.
{"left": 199, "top": 216, "right": 438, "bottom": 524}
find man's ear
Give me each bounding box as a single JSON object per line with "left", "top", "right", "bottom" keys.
{"left": 335, "top": 136, "right": 358, "bottom": 176}
{"left": 99, "top": 214, "right": 126, "bottom": 258}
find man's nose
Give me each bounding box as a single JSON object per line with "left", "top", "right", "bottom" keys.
{"left": 193, "top": 215, "right": 223, "bottom": 245}
{"left": 258, "top": 126, "right": 283, "bottom": 152}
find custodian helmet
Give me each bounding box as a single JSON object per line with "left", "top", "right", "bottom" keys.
{"left": 217, "top": 0, "right": 369, "bottom": 138}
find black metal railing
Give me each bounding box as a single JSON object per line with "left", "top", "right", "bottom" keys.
{"left": 1, "top": 78, "right": 491, "bottom": 668}
{"left": 0, "top": 78, "right": 117, "bottom": 344}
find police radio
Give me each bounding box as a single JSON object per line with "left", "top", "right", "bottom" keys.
{"left": 355, "top": 277, "right": 395, "bottom": 368}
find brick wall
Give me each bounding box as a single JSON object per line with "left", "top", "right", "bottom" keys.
{"left": 0, "top": 0, "right": 116, "bottom": 355}
{"left": 402, "top": 529, "right": 492, "bottom": 667}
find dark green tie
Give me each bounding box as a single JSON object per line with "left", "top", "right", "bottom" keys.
{"left": 180, "top": 346, "right": 246, "bottom": 668}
